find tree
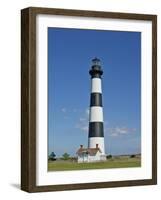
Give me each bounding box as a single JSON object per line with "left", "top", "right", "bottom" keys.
{"left": 62, "top": 152, "right": 70, "bottom": 160}
{"left": 48, "top": 152, "right": 56, "bottom": 161}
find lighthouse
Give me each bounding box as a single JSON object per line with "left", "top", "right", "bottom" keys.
{"left": 88, "top": 58, "right": 106, "bottom": 158}
{"left": 76, "top": 58, "right": 106, "bottom": 163}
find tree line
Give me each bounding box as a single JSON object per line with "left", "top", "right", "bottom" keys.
{"left": 48, "top": 152, "right": 71, "bottom": 161}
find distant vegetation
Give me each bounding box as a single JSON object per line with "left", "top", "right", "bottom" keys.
{"left": 61, "top": 152, "right": 70, "bottom": 160}
{"left": 48, "top": 153, "right": 141, "bottom": 162}
{"left": 106, "top": 154, "right": 141, "bottom": 159}
{"left": 106, "top": 154, "right": 112, "bottom": 159}
{"left": 48, "top": 152, "right": 56, "bottom": 161}
{"left": 130, "top": 154, "right": 136, "bottom": 158}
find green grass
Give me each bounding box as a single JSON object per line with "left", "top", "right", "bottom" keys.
{"left": 48, "top": 157, "right": 141, "bottom": 171}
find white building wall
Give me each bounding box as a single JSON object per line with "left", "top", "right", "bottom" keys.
{"left": 88, "top": 152, "right": 102, "bottom": 162}
{"left": 78, "top": 154, "right": 88, "bottom": 163}
{"left": 78, "top": 151, "right": 106, "bottom": 163}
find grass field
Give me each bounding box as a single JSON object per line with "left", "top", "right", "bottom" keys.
{"left": 48, "top": 157, "right": 141, "bottom": 171}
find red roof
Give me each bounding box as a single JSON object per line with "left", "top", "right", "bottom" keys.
{"left": 76, "top": 147, "right": 102, "bottom": 156}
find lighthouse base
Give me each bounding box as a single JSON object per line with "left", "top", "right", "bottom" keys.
{"left": 88, "top": 137, "right": 105, "bottom": 154}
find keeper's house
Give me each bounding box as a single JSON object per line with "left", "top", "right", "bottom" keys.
{"left": 76, "top": 144, "right": 106, "bottom": 163}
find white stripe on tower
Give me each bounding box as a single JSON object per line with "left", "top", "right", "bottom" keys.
{"left": 91, "top": 78, "right": 102, "bottom": 93}
{"left": 88, "top": 57, "right": 106, "bottom": 155}
{"left": 89, "top": 107, "right": 103, "bottom": 122}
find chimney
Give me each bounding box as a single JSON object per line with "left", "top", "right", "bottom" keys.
{"left": 80, "top": 145, "right": 83, "bottom": 148}
{"left": 96, "top": 144, "right": 99, "bottom": 148}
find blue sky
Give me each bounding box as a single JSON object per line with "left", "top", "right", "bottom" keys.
{"left": 48, "top": 27, "right": 141, "bottom": 157}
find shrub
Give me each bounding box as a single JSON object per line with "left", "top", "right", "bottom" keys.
{"left": 106, "top": 154, "right": 112, "bottom": 159}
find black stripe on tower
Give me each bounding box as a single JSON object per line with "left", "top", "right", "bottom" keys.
{"left": 90, "top": 93, "right": 102, "bottom": 107}
{"left": 90, "top": 73, "right": 102, "bottom": 78}
{"left": 89, "top": 61, "right": 103, "bottom": 78}
{"left": 88, "top": 122, "right": 104, "bottom": 137}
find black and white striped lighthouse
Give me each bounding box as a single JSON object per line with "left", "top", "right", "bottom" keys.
{"left": 88, "top": 58, "right": 106, "bottom": 155}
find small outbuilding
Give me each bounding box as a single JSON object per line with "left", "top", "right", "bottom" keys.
{"left": 76, "top": 144, "right": 106, "bottom": 163}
